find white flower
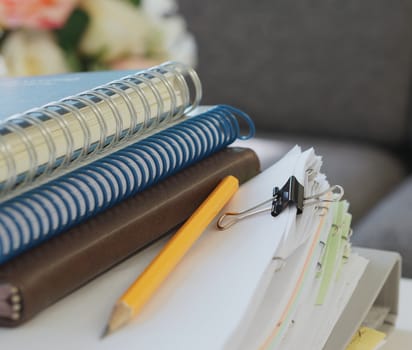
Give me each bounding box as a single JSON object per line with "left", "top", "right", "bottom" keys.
{"left": 79, "top": 0, "right": 156, "bottom": 62}
{"left": 141, "top": 0, "right": 197, "bottom": 67}
{"left": 1, "top": 30, "right": 70, "bottom": 76}
{"left": 156, "top": 16, "right": 197, "bottom": 67}
{"left": 141, "top": 0, "right": 177, "bottom": 18}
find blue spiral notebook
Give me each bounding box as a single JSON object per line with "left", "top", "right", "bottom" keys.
{"left": 0, "top": 62, "right": 255, "bottom": 265}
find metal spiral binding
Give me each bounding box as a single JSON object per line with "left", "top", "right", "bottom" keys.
{"left": 0, "top": 62, "right": 201, "bottom": 196}
{"left": 0, "top": 105, "right": 254, "bottom": 264}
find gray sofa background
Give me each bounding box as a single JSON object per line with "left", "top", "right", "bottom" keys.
{"left": 177, "top": 0, "right": 412, "bottom": 276}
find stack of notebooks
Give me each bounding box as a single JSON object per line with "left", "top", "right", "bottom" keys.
{"left": 0, "top": 63, "right": 400, "bottom": 350}
{"left": 0, "top": 62, "right": 260, "bottom": 327}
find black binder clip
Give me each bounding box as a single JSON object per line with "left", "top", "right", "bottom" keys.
{"left": 271, "top": 176, "right": 304, "bottom": 217}
{"left": 216, "top": 176, "right": 343, "bottom": 230}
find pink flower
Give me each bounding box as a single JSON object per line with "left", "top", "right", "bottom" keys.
{"left": 0, "top": 0, "right": 78, "bottom": 29}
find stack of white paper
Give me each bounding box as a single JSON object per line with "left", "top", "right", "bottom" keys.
{"left": 233, "top": 150, "right": 369, "bottom": 350}
{"left": 0, "top": 146, "right": 367, "bottom": 350}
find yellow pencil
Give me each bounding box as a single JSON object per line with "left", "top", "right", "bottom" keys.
{"left": 102, "top": 175, "right": 239, "bottom": 337}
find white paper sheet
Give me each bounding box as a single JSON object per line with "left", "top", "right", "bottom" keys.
{"left": 235, "top": 192, "right": 331, "bottom": 350}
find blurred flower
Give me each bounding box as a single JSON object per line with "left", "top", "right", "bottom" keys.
{"left": 141, "top": 0, "right": 177, "bottom": 18}
{"left": 141, "top": 0, "right": 197, "bottom": 67}
{"left": 156, "top": 16, "right": 197, "bottom": 68}
{"left": 2, "top": 29, "right": 69, "bottom": 76}
{"left": 0, "top": 0, "right": 79, "bottom": 29}
{"left": 0, "top": 54, "right": 7, "bottom": 76}
{"left": 0, "top": 0, "right": 197, "bottom": 76}
{"left": 79, "top": 0, "right": 158, "bottom": 62}
{"left": 109, "top": 56, "right": 162, "bottom": 70}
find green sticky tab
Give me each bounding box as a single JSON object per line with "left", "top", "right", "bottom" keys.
{"left": 315, "top": 201, "right": 348, "bottom": 305}
{"left": 336, "top": 212, "right": 352, "bottom": 279}
{"left": 341, "top": 212, "right": 352, "bottom": 240}
{"left": 316, "top": 201, "right": 341, "bottom": 277}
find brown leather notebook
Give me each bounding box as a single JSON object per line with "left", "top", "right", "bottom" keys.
{"left": 0, "top": 147, "right": 260, "bottom": 327}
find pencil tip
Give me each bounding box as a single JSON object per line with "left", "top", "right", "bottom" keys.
{"left": 101, "top": 301, "right": 132, "bottom": 339}
{"left": 101, "top": 325, "right": 111, "bottom": 339}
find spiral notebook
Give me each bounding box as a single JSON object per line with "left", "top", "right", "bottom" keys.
{"left": 0, "top": 63, "right": 255, "bottom": 265}
{"left": 0, "top": 61, "right": 202, "bottom": 196}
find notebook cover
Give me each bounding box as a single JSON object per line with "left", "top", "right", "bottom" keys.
{"left": 0, "top": 147, "right": 260, "bottom": 327}
{"left": 0, "top": 70, "right": 139, "bottom": 120}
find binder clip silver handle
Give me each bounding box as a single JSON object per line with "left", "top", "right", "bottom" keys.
{"left": 217, "top": 176, "right": 344, "bottom": 230}
{"left": 217, "top": 198, "right": 273, "bottom": 230}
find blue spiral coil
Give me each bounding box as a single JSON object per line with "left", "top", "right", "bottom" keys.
{"left": 0, "top": 105, "right": 255, "bottom": 264}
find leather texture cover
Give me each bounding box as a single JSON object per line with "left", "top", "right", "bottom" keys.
{"left": 0, "top": 147, "right": 260, "bottom": 327}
